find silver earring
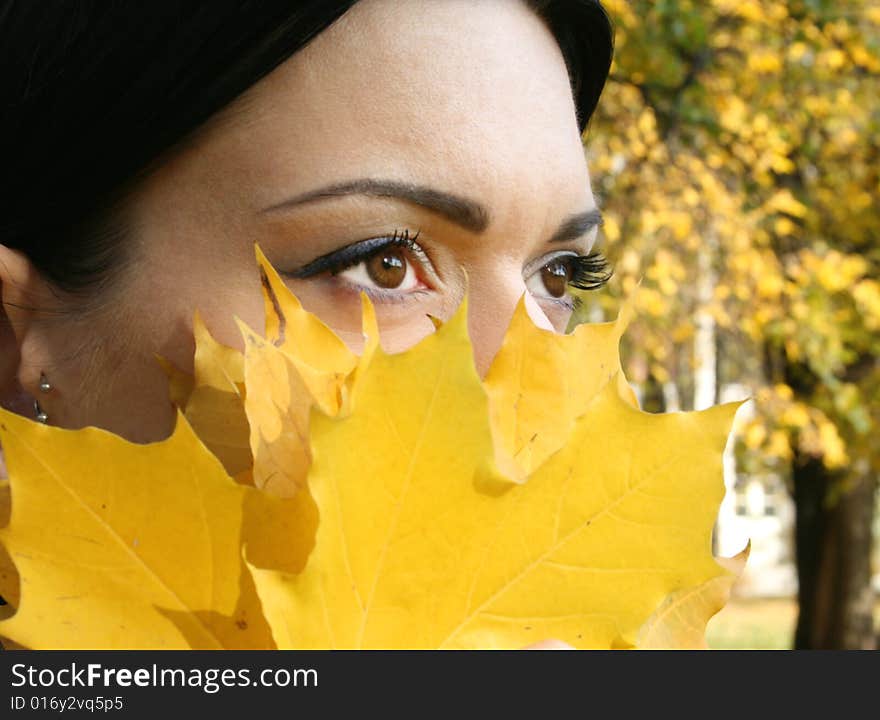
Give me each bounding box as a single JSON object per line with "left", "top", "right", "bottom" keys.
{"left": 39, "top": 372, "right": 52, "bottom": 393}
{"left": 34, "top": 399, "right": 48, "bottom": 424}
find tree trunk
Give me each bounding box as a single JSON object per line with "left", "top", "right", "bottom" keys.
{"left": 793, "top": 454, "right": 876, "bottom": 649}
{"left": 693, "top": 237, "right": 717, "bottom": 412}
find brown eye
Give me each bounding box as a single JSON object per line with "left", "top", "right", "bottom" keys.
{"left": 365, "top": 247, "right": 407, "bottom": 289}
{"left": 335, "top": 233, "right": 427, "bottom": 296}
{"left": 540, "top": 258, "right": 572, "bottom": 298}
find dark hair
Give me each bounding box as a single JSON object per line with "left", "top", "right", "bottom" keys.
{"left": 0, "top": 1, "right": 613, "bottom": 295}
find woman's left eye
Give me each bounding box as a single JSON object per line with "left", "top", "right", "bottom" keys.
{"left": 525, "top": 250, "right": 612, "bottom": 301}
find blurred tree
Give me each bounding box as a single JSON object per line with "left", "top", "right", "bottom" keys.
{"left": 588, "top": 0, "right": 879, "bottom": 648}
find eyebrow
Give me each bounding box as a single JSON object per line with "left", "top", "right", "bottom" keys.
{"left": 261, "top": 179, "right": 489, "bottom": 232}
{"left": 548, "top": 209, "right": 604, "bottom": 244}
{"left": 260, "top": 178, "right": 602, "bottom": 242}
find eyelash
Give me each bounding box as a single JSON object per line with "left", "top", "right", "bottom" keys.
{"left": 566, "top": 251, "right": 613, "bottom": 291}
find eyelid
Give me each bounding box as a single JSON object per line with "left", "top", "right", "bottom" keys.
{"left": 522, "top": 249, "right": 580, "bottom": 278}
{"left": 286, "top": 229, "right": 433, "bottom": 280}
{"left": 332, "top": 282, "right": 432, "bottom": 306}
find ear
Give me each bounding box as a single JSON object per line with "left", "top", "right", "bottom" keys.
{"left": 0, "top": 244, "right": 52, "bottom": 415}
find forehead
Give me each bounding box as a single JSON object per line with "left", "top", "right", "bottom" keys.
{"left": 199, "top": 0, "right": 589, "bottom": 212}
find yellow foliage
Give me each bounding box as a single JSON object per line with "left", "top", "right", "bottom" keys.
{"left": 0, "top": 253, "right": 741, "bottom": 650}
{"left": 774, "top": 384, "right": 794, "bottom": 401}
{"left": 729, "top": 0, "right": 766, "bottom": 23}
{"left": 744, "top": 423, "right": 767, "bottom": 450}
{"left": 0, "top": 409, "right": 309, "bottom": 649}
{"left": 788, "top": 42, "right": 809, "bottom": 63}
{"left": 850, "top": 44, "right": 880, "bottom": 72}
{"left": 773, "top": 217, "right": 797, "bottom": 237}
{"left": 757, "top": 274, "right": 784, "bottom": 300}
{"left": 766, "top": 189, "right": 809, "bottom": 219}
{"left": 604, "top": 215, "right": 622, "bottom": 242}
{"left": 853, "top": 280, "right": 880, "bottom": 330}
{"left": 818, "top": 49, "right": 848, "bottom": 71}
{"left": 719, "top": 96, "right": 748, "bottom": 131}
{"left": 781, "top": 403, "right": 810, "bottom": 429}
{"left": 818, "top": 422, "right": 848, "bottom": 468}
{"left": 748, "top": 51, "right": 782, "bottom": 74}
{"left": 767, "top": 430, "right": 793, "bottom": 460}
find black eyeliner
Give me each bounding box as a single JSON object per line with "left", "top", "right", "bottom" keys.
{"left": 286, "top": 229, "right": 419, "bottom": 279}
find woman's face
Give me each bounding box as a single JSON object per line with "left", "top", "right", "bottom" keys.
{"left": 1, "top": 0, "right": 600, "bottom": 443}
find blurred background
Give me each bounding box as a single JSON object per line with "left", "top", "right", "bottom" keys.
{"left": 582, "top": 0, "right": 879, "bottom": 649}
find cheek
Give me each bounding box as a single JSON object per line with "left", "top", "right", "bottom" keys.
{"left": 126, "top": 244, "right": 267, "bottom": 363}
{"left": 60, "top": 255, "right": 266, "bottom": 442}
{"left": 126, "top": 161, "right": 268, "bottom": 358}
{"left": 54, "top": 325, "right": 180, "bottom": 444}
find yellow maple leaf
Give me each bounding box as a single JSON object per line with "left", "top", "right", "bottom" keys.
{"left": 257, "top": 246, "right": 355, "bottom": 415}
{"left": 0, "top": 478, "right": 17, "bottom": 611}
{"left": 154, "top": 355, "right": 195, "bottom": 413}
{"left": 237, "top": 321, "right": 314, "bottom": 497}
{"left": 182, "top": 310, "right": 252, "bottom": 481}
{"left": 636, "top": 547, "right": 749, "bottom": 649}
{"left": 0, "top": 250, "right": 743, "bottom": 650}
{"left": 248, "top": 301, "right": 739, "bottom": 648}
{"left": 485, "top": 296, "right": 635, "bottom": 482}
{"left": 0, "top": 411, "right": 313, "bottom": 649}
{"left": 236, "top": 248, "right": 379, "bottom": 497}
{"left": 157, "top": 247, "right": 366, "bottom": 497}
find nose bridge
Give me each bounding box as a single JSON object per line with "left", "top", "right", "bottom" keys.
{"left": 464, "top": 262, "right": 552, "bottom": 378}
